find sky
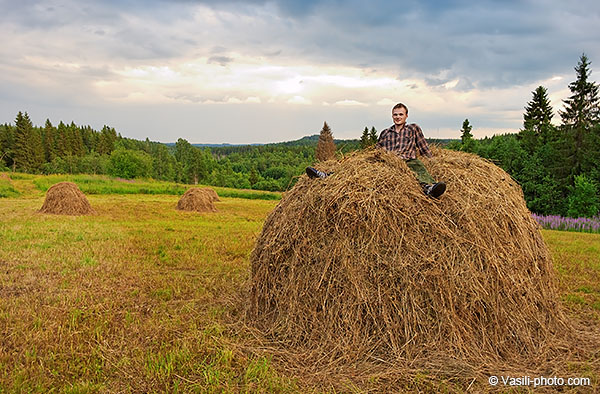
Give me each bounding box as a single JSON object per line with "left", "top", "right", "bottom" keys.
{"left": 1, "top": 0, "right": 599, "bottom": 144}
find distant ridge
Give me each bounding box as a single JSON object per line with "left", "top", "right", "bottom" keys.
{"left": 163, "top": 134, "right": 457, "bottom": 148}
{"left": 163, "top": 134, "right": 352, "bottom": 148}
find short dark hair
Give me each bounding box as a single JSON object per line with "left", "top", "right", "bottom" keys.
{"left": 392, "top": 103, "right": 408, "bottom": 114}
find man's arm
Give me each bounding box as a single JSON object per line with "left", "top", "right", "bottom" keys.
{"left": 413, "top": 124, "right": 432, "bottom": 158}
{"left": 376, "top": 128, "right": 389, "bottom": 149}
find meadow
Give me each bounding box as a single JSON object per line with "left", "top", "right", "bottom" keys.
{"left": 0, "top": 173, "right": 599, "bottom": 392}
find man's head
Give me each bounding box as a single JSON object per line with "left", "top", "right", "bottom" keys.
{"left": 392, "top": 103, "right": 408, "bottom": 126}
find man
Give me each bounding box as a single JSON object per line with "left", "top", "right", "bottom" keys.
{"left": 306, "top": 103, "right": 446, "bottom": 198}
{"left": 375, "top": 103, "right": 446, "bottom": 198}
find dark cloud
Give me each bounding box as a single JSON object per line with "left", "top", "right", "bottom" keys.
{"left": 207, "top": 55, "right": 234, "bottom": 66}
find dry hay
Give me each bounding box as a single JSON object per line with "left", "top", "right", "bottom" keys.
{"left": 201, "top": 187, "right": 220, "bottom": 202}
{"left": 248, "top": 147, "right": 576, "bottom": 382}
{"left": 39, "top": 182, "right": 94, "bottom": 215}
{"left": 176, "top": 187, "right": 217, "bottom": 213}
{"left": 0, "top": 173, "right": 10, "bottom": 181}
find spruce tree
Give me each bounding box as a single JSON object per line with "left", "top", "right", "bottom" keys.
{"left": 559, "top": 53, "right": 600, "bottom": 178}
{"left": 315, "top": 121, "right": 336, "bottom": 161}
{"left": 460, "top": 119, "right": 475, "bottom": 152}
{"left": 69, "top": 122, "right": 85, "bottom": 156}
{"left": 360, "top": 127, "right": 369, "bottom": 149}
{"left": 14, "top": 112, "right": 43, "bottom": 172}
{"left": 523, "top": 86, "right": 555, "bottom": 143}
{"left": 56, "top": 121, "right": 71, "bottom": 157}
{"left": 30, "top": 126, "right": 44, "bottom": 171}
{"left": 97, "top": 126, "right": 117, "bottom": 155}
{"left": 13, "top": 112, "right": 28, "bottom": 169}
{"left": 43, "top": 119, "right": 57, "bottom": 162}
{"left": 369, "top": 127, "right": 378, "bottom": 145}
{"left": 0, "top": 123, "right": 15, "bottom": 169}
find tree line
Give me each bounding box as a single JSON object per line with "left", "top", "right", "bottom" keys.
{"left": 0, "top": 115, "right": 359, "bottom": 192}
{"left": 449, "top": 54, "right": 600, "bottom": 218}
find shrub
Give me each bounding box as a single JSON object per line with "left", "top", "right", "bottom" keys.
{"left": 107, "top": 149, "right": 153, "bottom": 179}
{"left": 567, "top": 174, "right": 599, "bottom": 218}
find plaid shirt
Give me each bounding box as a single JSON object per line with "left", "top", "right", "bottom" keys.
{"left": 376, "top": 123, "right": 432, "bottom": 160}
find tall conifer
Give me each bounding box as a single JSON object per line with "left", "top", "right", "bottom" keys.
{"left": 559, "top": 54, "right": 600, "bottom": 179}
{"left": 43, "top": 119, "right": 57, "bottom": 162}
{"left": 315, "top": 121, "right": 336, "bottom": 161}
{"left": 524, "top": 86, "right": 555, "bottom": 143}
{"left": 14, "top": 112, "right": 43, "bottom": 172}
{"left": 360, "top": 127, "right": 369, "bottom": 149}
{"left": 369, "top": 127, "right": 378, "bottom": 145}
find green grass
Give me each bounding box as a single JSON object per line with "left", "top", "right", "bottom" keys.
{"left": 0, "top": 175, "right": 21, "bottom": 198}
{"left": 0, "top": 184, "right": 597, "bottom": 392}
{"left": 0, "top": 193, "right": 295, "bottom": 392}
{"left": 543, "top": 229, "right": 600, "bottom": 319}
{"left": 2, "top": 172, "right": 282, "bottom": 200}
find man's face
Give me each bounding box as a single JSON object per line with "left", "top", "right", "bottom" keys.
{"left": 392, "top": 107, "right": 408, "bottom": 126}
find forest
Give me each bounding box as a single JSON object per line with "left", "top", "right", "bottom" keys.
{"left": 1, "top": 54, "right": 599, "bottom": 218}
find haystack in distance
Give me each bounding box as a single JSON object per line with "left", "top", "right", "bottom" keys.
{"left": 201, "top": 187, "right": 220, "bottom": 202}
{"left": 177, "top": 187, "right": 217, "bottom": 213}
{"left": 39, "top": 182, "right": 94, "bottom": 215}
{"left": 250, "top": 148, "right": 569, "bottom": 367}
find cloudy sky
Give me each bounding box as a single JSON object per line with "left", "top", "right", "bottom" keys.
{"left": 1, "top": 0, "right": 599, "bottom": 143}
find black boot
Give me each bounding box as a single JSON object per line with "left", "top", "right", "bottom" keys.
{"left": 306, "top": 167, "right": 331, "bottom": 179}
{"left": 422, "top": 182, "right": 446, "bottom": 198}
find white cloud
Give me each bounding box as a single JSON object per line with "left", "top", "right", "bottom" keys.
{"left": 334, "top": 100, "right": 368, "bottom": 107}
{"left": 287, "top": 96, "right": 312, "bottom": 105}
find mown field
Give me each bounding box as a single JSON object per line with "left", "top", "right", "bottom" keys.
{"left": 0, "top": 173, "right": 599, "bottom": 393}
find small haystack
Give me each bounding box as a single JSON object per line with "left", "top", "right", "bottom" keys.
{"left": 177, "top": 188, "right": 217, "bottom": 213}
{"left": 249, "top": 147, "right": 570, "bottom": 372}
{"left": 201, "top": 187, "right": 220, "bottom": 202}
{"left": 39, "top": 182, "right": 94, "bottom": 215}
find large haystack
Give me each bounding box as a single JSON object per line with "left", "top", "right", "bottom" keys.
{"left": 250, "top": 148, "right": 569, "bottom": 371}
{"left": 177, "top": 188, "right": 217, "bottom": 213}
{"left": 39, "top": 182, "right": 94, "bottom": 215}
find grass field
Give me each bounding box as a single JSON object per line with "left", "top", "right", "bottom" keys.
{"left": 0, "top": 174, "right": 599, "bottom": 392}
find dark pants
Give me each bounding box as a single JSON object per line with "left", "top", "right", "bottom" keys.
{"left": 406, "top": 159, "right": 436, "bottom": 184}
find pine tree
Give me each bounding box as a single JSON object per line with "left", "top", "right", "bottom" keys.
{"left": 0, "top": 123, "right": 14, "bottom": 168}
{"left": 42, "top": 119, "right": 57, "bottom": 162}
{"left": 30, "top": 126, "right": 44, "bottom": 171}
{"left": 14, "top": 112, "right": 44, "bottom": 172}
{"left": 523, "top": 86, "right": 555, "bottom": 143}
{"left": 460, "top": 119, "right": 475, "bottom": 152}
{"left": 97, "top": 126, "right": 117, "bottom": 155}
{"left": 369, "top": 127, "right": 378, "bottom": 145}
{"left": 315, "top": 121, "right": 336, "bottom": 161}
{"left": 56, "top": 121, "right": 71, "bottom": 157}
{"left": 69, "top": 122, "right": 85, "bottom": 157}
{"left": 559, "top": 53, "right": 600, "bottom": 178}
{"left": 360, "top": 127, "right": 369, "bottom": 149}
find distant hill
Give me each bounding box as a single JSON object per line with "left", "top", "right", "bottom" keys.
{"left": 163, "top": 134, "right": 358, "bottom": 148}
{"left": 163, "top": 134, "right": 458, "bottom": 148}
